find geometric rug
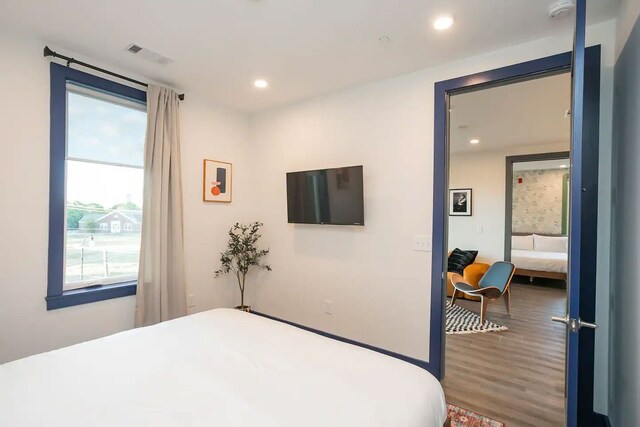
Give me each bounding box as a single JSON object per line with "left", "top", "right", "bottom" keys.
{"left": 447, "top": 404, "right": 505, "bottom": 427}
{"left": 446, "top": 301, "right": 508, "bottom": 335}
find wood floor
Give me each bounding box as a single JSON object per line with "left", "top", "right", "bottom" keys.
{"left": 442, "top": 280, "right": 567, "bottom": 427}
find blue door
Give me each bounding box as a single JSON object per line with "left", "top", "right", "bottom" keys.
{"left": 557, "top": 1, "right": 601, "bottom": 425}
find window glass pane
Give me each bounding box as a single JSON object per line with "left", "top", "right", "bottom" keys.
{"left": 65, "top": 160, "right": 143, "bottom": 290}
{"left": 67, "top": 89, "right": 146, "bottom": 167}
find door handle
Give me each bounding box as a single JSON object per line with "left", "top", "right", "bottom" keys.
{"left": 577, "top": 319, "right": 597, "bottom": 329}
{"left": 552, "top": 315, "right": 597, "bottom": 332}
{"left": 551, "top": 315, "right": 570, "bottom": 325}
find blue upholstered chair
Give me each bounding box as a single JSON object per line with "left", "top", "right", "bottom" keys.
{"left": 450, "top": 261, "right": 516, "bottom": 323}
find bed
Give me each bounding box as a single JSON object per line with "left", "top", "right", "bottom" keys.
{"left": 0, "top": 308, "right": 447, "bottom": 427}
{"left": 511, "top": 233, "right": 568, "bottom": 281}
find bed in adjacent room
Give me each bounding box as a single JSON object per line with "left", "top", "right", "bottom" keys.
{"left": 511, "top": 233, "right": 568, "bottom": 281}
{"left": 0, "top": 308, "right": 447, "bottom": 427}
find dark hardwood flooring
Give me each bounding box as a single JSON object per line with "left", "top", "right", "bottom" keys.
{"left": 442, "top": 279, "right": 567, "bottom": 427}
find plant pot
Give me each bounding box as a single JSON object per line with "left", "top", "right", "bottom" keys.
{"left": 235, "top": 305, "right": 251, "bottom": 312}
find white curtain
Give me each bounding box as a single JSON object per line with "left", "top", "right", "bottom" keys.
{"left": 135, "top": 86, "right": 186, "bottom": 327}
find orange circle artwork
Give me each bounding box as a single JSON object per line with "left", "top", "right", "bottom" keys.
{"left": 211, "top": 186, "right": 221, "bottom": 196}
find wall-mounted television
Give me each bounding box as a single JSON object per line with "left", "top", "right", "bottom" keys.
{"left": 286, "top": 165, "right": 364, "bottom": 226}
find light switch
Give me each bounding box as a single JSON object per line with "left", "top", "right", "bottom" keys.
{"left": 413, "top": 235, "right": 432, "bottom": 252}
{"left": 324, "top": 300, "right": 333, "bottom": 315}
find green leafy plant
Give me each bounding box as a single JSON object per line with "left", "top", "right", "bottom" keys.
{"left": 215, "top": 222, "right": 271, "bottom": 309}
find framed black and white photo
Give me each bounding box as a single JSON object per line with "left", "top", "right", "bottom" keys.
{"left": 449, "top": 188, "right": 472, "bottom": 216}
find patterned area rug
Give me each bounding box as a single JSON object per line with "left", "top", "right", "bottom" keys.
{"left": 446, "top": 301, "right": 508, "bottom": 335}
{"left": 447, "top": 404, "right": 505, "bottom": 427}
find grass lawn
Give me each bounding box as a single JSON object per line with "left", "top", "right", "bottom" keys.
{"left": 65, "top": 231, "right": 141, "bottom": 288}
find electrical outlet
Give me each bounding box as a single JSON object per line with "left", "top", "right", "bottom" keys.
{"left": 324, "top": 300, "right": 333, "bottom": 315}
{"left": 187, "top": 294, "right": 196, "bottom": 308}
{"left": 413, "top": 235, "right": 432, "bottom": 252}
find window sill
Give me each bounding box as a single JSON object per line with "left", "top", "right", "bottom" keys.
{"left": 46, "top": 281, "right": 136, "bottom": 310}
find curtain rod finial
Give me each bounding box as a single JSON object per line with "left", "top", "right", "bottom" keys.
{"left": 43, "top": 46, "right": 54, "bottom": 58}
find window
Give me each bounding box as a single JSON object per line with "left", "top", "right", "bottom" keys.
{"left": 65, "top": 85, "right": 145, "bottom": 289}
{"left": 47, "top": 63, "right": 147, "bottom": 310}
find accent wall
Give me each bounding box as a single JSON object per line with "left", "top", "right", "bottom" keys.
{"left": 512, "top": 168, "right": 568, "bottom": 235}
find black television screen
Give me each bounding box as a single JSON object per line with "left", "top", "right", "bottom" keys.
{"left": 286, "top": 165, "right": 364, "bottom": 225}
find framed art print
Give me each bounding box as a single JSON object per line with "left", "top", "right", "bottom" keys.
{"left": 203, "top": 159, "right": 232, "bottom": 203}
{"left": 449, "top": 188, "right": 472, "bottom": 216}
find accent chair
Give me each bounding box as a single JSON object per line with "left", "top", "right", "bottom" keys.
{"left": 446, "top": 262, "right": 490, "bottom": 302}
{"left": 450, "top": 261, "right": 516, "bottom": 323}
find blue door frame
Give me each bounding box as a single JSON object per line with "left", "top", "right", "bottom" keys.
{"left": 569, "top": 2, "right": 602, "bottom": 426}
{"left": 430, "top": 46, "right": 601, "bottom": 425}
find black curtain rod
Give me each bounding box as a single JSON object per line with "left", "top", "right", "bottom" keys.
{"left": 43, "top": 46, "right": 185, "bottom": 101}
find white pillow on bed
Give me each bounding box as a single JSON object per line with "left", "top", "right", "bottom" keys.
{"left": 533, "top": 234, "right": 568, "bottom": 253}
{"left": 512, "top": 235, "right": 534, "bottom": 250}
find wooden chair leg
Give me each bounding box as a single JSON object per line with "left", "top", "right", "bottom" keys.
{"left": 480, "top": 296, "right": 488, "bottom": 323}
{"left": 503, "top": 287, "right": 511, "bottom": 315}
{"left": 451, "top": 290, "right": 459, "bottom": 306}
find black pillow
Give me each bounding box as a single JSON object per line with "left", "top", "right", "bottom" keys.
{"left": 447, "top": 249, "right": 479, "bottom": 275}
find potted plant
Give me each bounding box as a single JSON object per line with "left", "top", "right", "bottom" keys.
{"left": 215, "top": 222, "right": 271, "bottom": 312}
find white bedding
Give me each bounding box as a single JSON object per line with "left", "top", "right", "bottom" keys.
{"left": 511, "top": 249, "right": 568, "bottom": 273}
{"left": 0, "top": 309, "right": 446, "bottom": 427}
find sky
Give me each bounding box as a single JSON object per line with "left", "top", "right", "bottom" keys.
{"left": 66, "top": 90, "right": 146, "bottom": 209}
{"left": 67, "top": 160, "right": 143, "bottom": 209}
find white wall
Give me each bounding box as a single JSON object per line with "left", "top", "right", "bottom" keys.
{"left": 0, "top": 30, "right": 251, "bottom": 363}
{"left": 180, "top": 96, "right": 254, "bottom": 315}
{"left": 610, "top": 2, "right": 640, "bottom": 424}
{"left": 448, "top": 143, "right": 569, "bottom": 264}
{"left": 247, "top": 20, "right": 616, "bottom": 415}
{"left": 0, "top": 17, "right": 618, "bottom": 417}
{"left": 615, "top": 0, "right": 640, "bottom": 59}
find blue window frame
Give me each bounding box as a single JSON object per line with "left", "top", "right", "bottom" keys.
{"left": 46, "top": 63, "right": 146, "bottom": 310}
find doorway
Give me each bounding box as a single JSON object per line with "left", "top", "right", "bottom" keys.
{"left": 429, "top": 46, "right": 601, "bottom": 427}
{"left": 505, "top": 152, "right": 571, "bottom": 273}
{"left": 445, "top": 72, "right": 572, "bottom": 426}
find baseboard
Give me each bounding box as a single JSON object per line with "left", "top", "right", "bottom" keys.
{"left": 251, "top": 310, "right": 433, "bottom": 374}
{"left": 593, "top": 412, "right": 611, "bottom": 427}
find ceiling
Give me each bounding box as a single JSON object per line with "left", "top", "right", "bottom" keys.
{"left": 449, "top": 72, "right": 572, "bottom": 154}
{"left": 0, "top": 1, "right": 617, "bottom": 112}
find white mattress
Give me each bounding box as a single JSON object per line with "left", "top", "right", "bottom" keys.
{"left": 511, "top": 249, "right": 568, "bottom": 273}
{"left": 0, "top": 309, "right": 446, "bottom": 427}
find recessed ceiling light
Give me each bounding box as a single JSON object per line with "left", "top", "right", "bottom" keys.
{"left": 378, "top": 36, "right": 391, "bottom": 44}
{"left": 469, "top": 138, "right": 480, "bottom": 144}
{"left": 254, "top": 79, "right": 269, "bottom": 89}
{"left": 433, "top": 14, "right": 454, "bottom": 31}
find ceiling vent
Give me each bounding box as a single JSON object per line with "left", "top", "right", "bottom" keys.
{"left": 548, "top": 0, "right": 576, "bottom": 19}
{"left": 125, "top": 43, "right": 173, "bottom": 65}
